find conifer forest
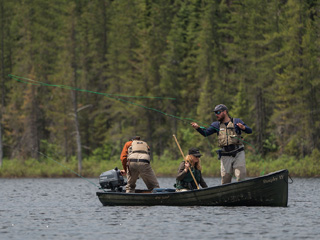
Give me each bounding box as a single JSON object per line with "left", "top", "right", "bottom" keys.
{"left": 0, "top": 0, "right": 319, "bottom": 173}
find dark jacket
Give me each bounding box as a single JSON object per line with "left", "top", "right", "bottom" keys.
{"left": 176, "top": 161, "right": 208, "bottom": 190}
{"left": 196, "top": 118, "right": 252, "bottom": 137}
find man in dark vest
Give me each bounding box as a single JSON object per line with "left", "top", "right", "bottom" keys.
{"left": 191, "top": 104, "right": 252, "bottom": 184}
{"left": 120, "top": 136, "right": 159, "bottom": 193}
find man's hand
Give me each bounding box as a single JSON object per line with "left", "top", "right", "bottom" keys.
{"left": 236, "top": 123, "right": 246, "bottom": 130}
{"left": 120, "top": 170, "right": 126, "bottom": 176}
{"left": 191, "top": 122, "right": 200, "bottom": 129}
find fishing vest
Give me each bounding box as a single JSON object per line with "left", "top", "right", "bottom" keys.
{"left": 127, "top": 140, "right": 150, "bottom": 161}
{"left": 176, "top": 166, "right": 201, "bottom": 190}
{"left": 218, "top": 119, "right": 242, "bottom": 148}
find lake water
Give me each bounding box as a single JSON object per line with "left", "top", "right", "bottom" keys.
{"left": 0, "top": 175, "right": 319, "bottom": 240}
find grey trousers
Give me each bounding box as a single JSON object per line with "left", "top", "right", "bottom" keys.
{"left": 126, "top": 162, "right": 160, "bottom": 193}
{"left": 220, "top": 150, "right": 246, "bottom": 184}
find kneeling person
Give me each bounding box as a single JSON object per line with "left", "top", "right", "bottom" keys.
{"left": 175, "top": 148, "right": 208, "bottom": 191}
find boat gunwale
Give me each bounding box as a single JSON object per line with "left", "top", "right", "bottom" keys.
{"left": 96, "top": 169, "right": 289, "bottom": 197}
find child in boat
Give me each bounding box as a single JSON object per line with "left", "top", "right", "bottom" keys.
{"left": 175, "top": 148, "right": 208, "bottom": 191}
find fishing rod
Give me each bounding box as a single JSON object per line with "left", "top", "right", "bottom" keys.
{"left": 173, "top": 134, "right": 200, "bottom": 189}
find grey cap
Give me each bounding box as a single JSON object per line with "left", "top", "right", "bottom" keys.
{"left": 213, "top": 104, "right": 228, "bottom": 112}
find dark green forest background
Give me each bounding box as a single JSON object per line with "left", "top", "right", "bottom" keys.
{"left": 0, "top": 0, "right": 319, "bottom": 177}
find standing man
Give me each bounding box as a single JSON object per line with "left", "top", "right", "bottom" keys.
{"left": 120, "top": 136, "right": 160, "bottom": 193}
{"left": 191, "top": 104, "right": 252, "bottom": 184}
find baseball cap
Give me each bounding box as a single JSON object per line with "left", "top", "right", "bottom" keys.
{"left": 213, "top": 104, "right": 228, "bottom": 113}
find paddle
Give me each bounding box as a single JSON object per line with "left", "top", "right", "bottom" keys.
{"left": 173, "top": 134, "right": 200, "bottom": 190}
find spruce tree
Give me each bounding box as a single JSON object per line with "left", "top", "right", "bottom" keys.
{"left": 272, "top": 0, "right": 311, "bottom": 156}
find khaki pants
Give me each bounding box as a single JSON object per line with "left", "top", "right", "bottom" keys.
{"left": 220, "top": 149, "right": 246, "bottom": 184}
{"left": 126, "top": 162, "right": 160, "bottom": 193}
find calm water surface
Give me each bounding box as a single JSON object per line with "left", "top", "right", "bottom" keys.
{"left": 0, "top": 176, "right": 319, "bottom": 240}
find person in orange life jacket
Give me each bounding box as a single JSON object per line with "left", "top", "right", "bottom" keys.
{"left": 120, "top": 136, "right": 159, "bottom": 193}
{"left": 120, "top": 136, "right": 140, "bottom": 175}
{"left": 175, "top": 148, "right": 208, "bottom": 191}
{"left": 191, "top": 104, "right": 252, "bottom": 184}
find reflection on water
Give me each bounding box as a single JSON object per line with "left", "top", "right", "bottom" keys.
{"left": 0, "top": 177, "right": 319, "bottom": 239}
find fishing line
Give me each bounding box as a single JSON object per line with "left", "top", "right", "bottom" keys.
{"left": 9, "top": 74, "right": 257, "bottom": 151}
{"left": 37, "top": 150, "right": 106, "bottom": 192}
{"left": 9, "top": 74, "right": 263, "bottom": 174}
{"left": 8, "top": 74, "right": 195, "bottom": 124}
{"left": 8, "top": 74, "right": 176, "bottom": 100}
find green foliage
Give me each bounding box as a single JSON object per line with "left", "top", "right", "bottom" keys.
{"left": 90, "top": 143, "right": 112, "bottom": 162}
{"left": 263, "top": 133, "right": 279, "bottom": 153}
{"left": 310, "top": 148, "right": 320, "bottom": 162}
{"left": 1, "top": 0, "right": 320, "bottom": 172}
{"left": 2, "top": 153, "right": 319, "bottom": 177}
{"left": 284, "top": 136, "right": 300, "bottom": 157}
{"left": 40, "top": 140, "right": 62, "bottom": 158}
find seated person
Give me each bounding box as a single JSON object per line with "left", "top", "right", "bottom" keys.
{"left": 175, "top": 148, "right": 208, "bottom": 191}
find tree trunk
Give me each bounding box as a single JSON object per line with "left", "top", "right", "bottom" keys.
{"left": 71, "top": 14, "right": 82, "bottom": 173}
{"left": 0, "top": 122, "right": 2, "bottom": 167}
{"left": 0, "top": 1, "right": 4, "bottom": 167}
{"left": 255, "top": 88, "right": 265, "bottom": 154}
{"left": 30, "top": 86, "right": 39, "bottom": 159}
{"left": 72, "top": 89, "right": 82, "bottom": 173}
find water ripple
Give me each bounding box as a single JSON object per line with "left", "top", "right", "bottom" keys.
{"left": 0, "top": 177, "right": 319, "bottom": 239}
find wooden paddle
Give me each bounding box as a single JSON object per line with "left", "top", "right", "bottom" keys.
{"left": 173, "top": 134, "right": 200, "bottom": 190}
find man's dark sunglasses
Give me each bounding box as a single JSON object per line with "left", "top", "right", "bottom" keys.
{"left": 215, "top": 111, "right": 223, "bottom": 115}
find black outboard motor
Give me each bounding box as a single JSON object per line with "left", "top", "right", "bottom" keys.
{"left": 99, "top": 167, "right": 126, "bottom": 192}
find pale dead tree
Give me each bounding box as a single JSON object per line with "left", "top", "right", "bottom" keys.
{"left": 0, "top": 1, "right": 5, "bottom": 167}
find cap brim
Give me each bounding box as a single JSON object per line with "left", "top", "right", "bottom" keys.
{"left": 193, "top": 154, "right": 202, "bottom": 157}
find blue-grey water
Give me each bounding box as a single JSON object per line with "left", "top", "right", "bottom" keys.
{"left": 0, "top": 176, "right": 319, "bottom": 240}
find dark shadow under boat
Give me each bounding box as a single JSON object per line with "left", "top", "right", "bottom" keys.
{"left": 96, "top": 169, "right": 289, "bottom": 207}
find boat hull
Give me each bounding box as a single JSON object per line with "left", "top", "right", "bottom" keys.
{"left": 96, "top": 169, "right": 289, "bottom": 207}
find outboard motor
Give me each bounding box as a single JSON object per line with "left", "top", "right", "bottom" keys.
{"left": 99, "top": 167, "right": 126, "bottom": 192}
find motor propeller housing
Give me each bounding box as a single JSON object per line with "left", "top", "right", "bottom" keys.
{"left": 99, "top": 167, "right": 126, "bottom": 192}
